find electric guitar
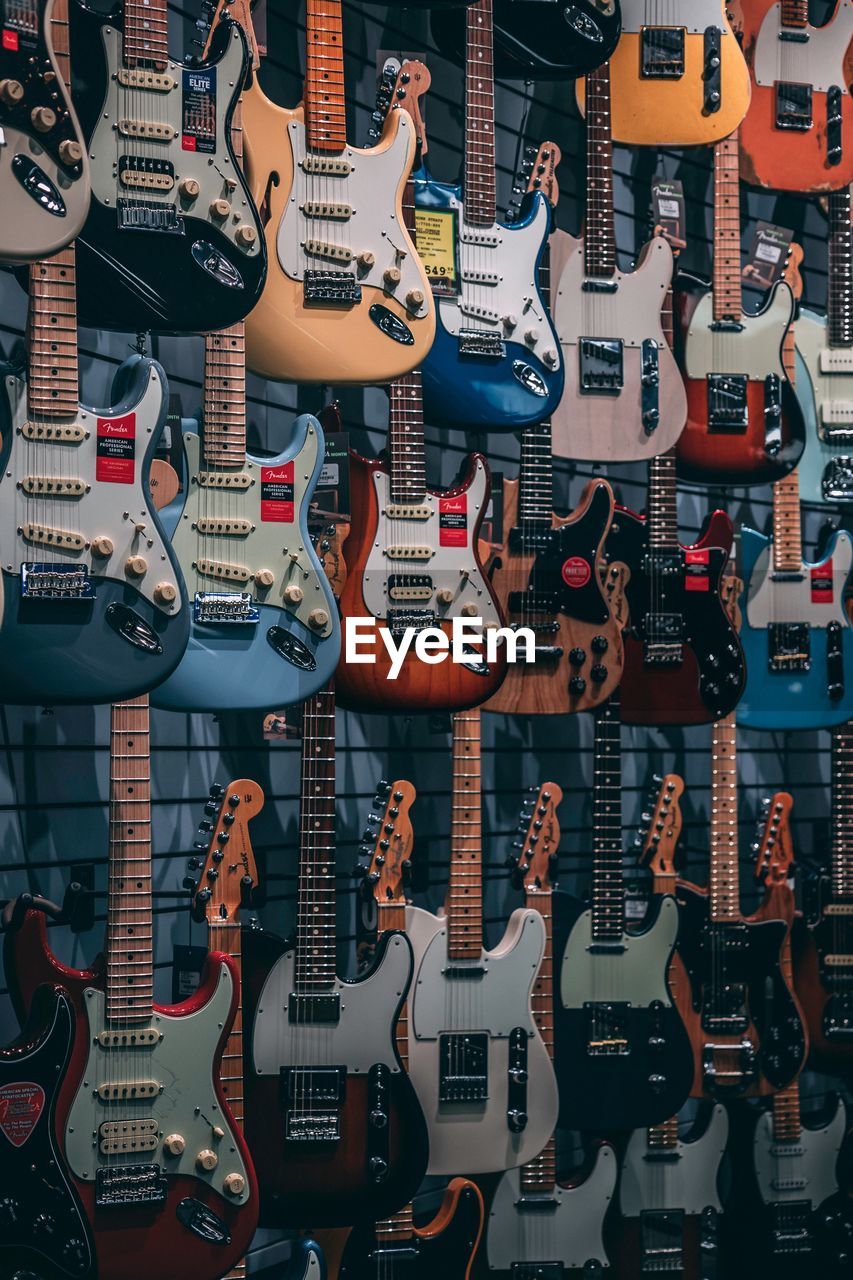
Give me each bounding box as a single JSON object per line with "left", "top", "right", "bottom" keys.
{"left": 490, "top": 784, "right": 617, "bottom": 1276}
{"left": 551, "top": 59, "right": 686, "bottom": 463}
{"left": 431, "top": 0, "right": 621, "bottom": 79}
{"left": 0, "top": 247, "right": 189, "bottom": 705}
{"left": 0, "top": 0, "right": 89, "bottom": 262}
{"left": 68, "top": 0, "right": 265, "bottom": 333}
{"left": 577, "top": 0, "right": 750, "bottom": 146}
{"left": 736, "top": 0, "right": 853, "bottom": 193}
{"left": 2, "top": 696, "right": 258, "bottom": 1280}
{"left": 554, "top": 691, "right": 694, "bottom": 1131}
{"left": 675, "top": 132, "right": 805, "bottom": 485}
{"left": 242, "top": 686, "right": 429, "bottom": 1227}
{"left": 405, "top": 709, "right": 559, "bottom": 1174}
{"left": 414, "top": 0, "right": 564, "bottom": 431}
{"left": 336, "top": 61, "right": 506, "bottom": 714}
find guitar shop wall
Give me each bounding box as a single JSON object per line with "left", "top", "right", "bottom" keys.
{"left": 0, "top": 0, "right": 849, "bottom": 1269}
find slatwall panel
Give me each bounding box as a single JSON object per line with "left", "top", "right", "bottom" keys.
{"left": 0, "top": 1, "right": 849, "bottom": 1272}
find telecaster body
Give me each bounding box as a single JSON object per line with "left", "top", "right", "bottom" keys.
{"left": 0, "top": 354, "right": 188, "bottom": 705}
{"left": 795, "top": 313, "right": 853, "bottom": 504}
{"left": 413, "top": 172, "right": 564, "bottom": 430}
{"left": 0, "top": 0, "right": 89, "bottom": 262}
{"left": 431, "top": 0, "right": 621, "bottom": 79}
{"left": 550, "top": 230, "right": 686, "bottom": 461}
{"left": 405, "top": 904, "right": 558, "bottom": 1175}
{"left": 338, "top": 1180, "right": 484, "bottom": 1280}
{"left": 151, "top": 414, "right": 339, "bottom": 711}
{"left": 737, "top": 525, "right": 853, "bottom": 729}
{"left": 792, "top": 897, "right": 853, "bottom": 1073}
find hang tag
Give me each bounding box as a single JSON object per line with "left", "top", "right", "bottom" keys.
{"left": 260, "top": 461, "right": 295, "bottom": 522}
{"left": 811, "top": 560, "right": 834, "bottom": 604}
{"left": 96, "top": 413, "right": 136, "bottom": 483}
{"left": 0, "top": 1083, "right": 45, "bottom": 1147}
{"left": 439, "top": 494, "right": 467, "bottom": 547}
{"left": 651, "top": 178, "right": 685, "bottom": 254}
{"left": 684, "top": 547, "right": 711, "bottom": 592}
{"left": 743, "top": 222, "right": 794, "bottom": 294}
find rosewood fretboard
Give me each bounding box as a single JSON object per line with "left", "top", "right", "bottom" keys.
{"left": 123, "top": 0, "right": 169, "bottom": 71}
{"left": 591, "top": 693, "right": 624, "bottom": 942}
{"left": 447, "top": 710, "right": 484, "bottom": 961}
{"left": 464, "top": 0, "right": 497, "bottom": 226}
{"left": 583, "top": 61, "right": 616, "bottom": 279}
{"left": 295, "top": 686, "right": 338, "bottom": 991}
{"left": 828, "top": 188, "right": 853, "bottom": 350}
{"left": 831, "top": 721, "right": 853, "bottom": 902}
{"left": 709, "top": 714, "right": 740, "bottom": 923}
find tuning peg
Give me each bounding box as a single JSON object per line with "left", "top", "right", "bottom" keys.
{"left": 353, "top": 863, "right": 368, "bottom": 880}
{"left": 204, "top": 800, "right": 219, "bottom": 817}
{"left": 401, "top": 859, "right": 413, "bottom": 882}
{"left": 761, "top": 796, "right": 772, "bottom": 812}
{"left": 366, "top": 870, "right": 380, "bottom": 886}
{"left": 209, "top": 783, "right": 224, "bottom": 798}
{"left": 198, "top": 819, "right": 213, "bottom": 833}
{"left": 361, "top": 827, "right": 375, "bottom": 843}
{"left": 388, "top": 807, "right": 399, "bottom": 819}
{"left": 393, "top": 791, "right": 403, "bottom": 803}
{"left": 357, "top": 844, "right": 372, "bottom": 860}
{"left": 188, "top": 857, "right": 202, "bottom": 871}
{"left": 376, "top": 780, "right": 391, "bottom": 795}
{"left": 193, "top": 838, "right": 209, "bottom": 852}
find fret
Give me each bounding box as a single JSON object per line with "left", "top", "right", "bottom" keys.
{"left": 519, "top": 1136, "right": 557, "bottom": 1194}
{"left": 464, "top": 0, "right": 497, "bottom": 226}
{"left": 388, "top": 373, "right": 428, "bottom": 505}
{"left": 123, "top": 0, "right": 169, "bottom": 71}
{"left": 583, "top": 61, "right": 616, "bottom": 279}
{"left": 647, "top": 1116, "right": 679, "bottom": 1149}
{"left": 304, "top": 1, "right": 347, "bottom": 153}
{"left": 772, "top": 1082, "right": 802, "bottom": 1142}
{"left": 518, "top": 422, "right": 554, "bottom": 522}
{"left": 374, "top": 1202, "right": 415, "bottom": 1241}
{"left": 27, "top": 248, "right": 79, "bottom": 421}
{"left": 448, "top": 710, "right": 484, "bottom": 960}
{"left": 709, "top": 715, "right": 740, "bottom": 923}
{"left": 295, "top": 686, "right": 338, "bottom": 990}
{"left": 771, "top": 470, "right": 803, "bottom": 574}
{"left": 712, "top": 133, "right": 743, "bottom": 323}
{"left": 780, "top": 0, "right": 809, "bottom": 27}
{"left": 647, "top": 449, "right": 679, "bottom": 549}
{"left": 828, "top": 188, "right": 853, "bottom": 349}
{"left": 203, "top": 324, "right": 247, "bottom": 467}
{"left": 831, "top": 723, "right": 853, "bottom": 900}
{"left": 591, "top": 693, "right": 624, "bottom": 941}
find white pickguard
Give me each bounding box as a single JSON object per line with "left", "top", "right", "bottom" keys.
{"left": 434, "top": 196, "right": 559, "bottom": 370}
{"left": 745, "top": 537, "right": 853, "bottom": 627}
{"left": 620, "top": 1106, "right": 729, "bottom": 1217}
{"left": 753, "top": 1098, "right": 847, "bottom": 1207}
{"left": 554, "top": 234, "right": 675, "bottom": 349}
{"left": 277, "top": 114, "right": 429, "bottom": 321}
{"left": 405, "top": 905, "right": 558, "bottom": 1175}
{"left": 620, "top": 0, "right": 734, "bottom": 35}
{"left": 65, "top": 963, "right": 249, "bottom": 1204}
{"left": 683, "top": 284, "right": 793, "bottom": 381}
{"left": 796, "top": 308, "right": 853, "bottom": 438}
{"left": 88, "top": 25, "right": 261, "bottom": 267}
{"left": 362, "top": 460, "right": 499, "bottom": 623}
{"left": 1, "top": 367, "right": 181, "bottom": 615}
{"left": 560, "top": 897, "right": 678, "bottom": 1009}
{"left": 252, "top": 934, "right": 410, "bottom": 1075}
{"left": 753, "top": 2, "right": 853, "bottom": 92}
{"left": 486, "top": 1145, "right": 617, "bottom": 1271}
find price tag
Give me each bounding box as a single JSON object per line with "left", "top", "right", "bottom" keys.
{"left": 415, "top": 208, "right": 459, "bottom": 295}
{"left": 743, "top": 222, "right": 793, "bottom": 293}
{"left": 651, "top": 178, "right": 686, "bottom": 254}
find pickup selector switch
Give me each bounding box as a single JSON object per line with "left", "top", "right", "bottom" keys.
{"left": 59, "top": 140, "right": 83, "bottom": 166}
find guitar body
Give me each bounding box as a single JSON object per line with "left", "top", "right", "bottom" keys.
{"left": 792, "top": 905, "right": 853, "bottom": 1074}
{"left": 675, "top": 274, "right": 805, "bottom": 484}
{"left": 486, "top": 1145, "right": 616, "bottom": 1274}
{"left": 414, "top": 171, "right": 563, "bottom": 430}
{"left": 0, "top": 354, "right": 189, "bottom": 705}
{"left": 604, "top": 506, "right": 745, "bottom": 726}
{"left": 339, "top": 1179, "right": 484, "bottom": 1280}
{"left": 737, "top": 525, "right": 853, "bottom": 729}
{"left": 335, "top": 451, "right": 507, "bottom": 713}
{"left": 3, "top": 910, "right": 258, "bottom": 1280}
{"left": 555, "top": 891, "right": 693, "bottom": 1130}
{"left": 68, "top": 6, "right": 265, "bottom": 333}
{"left": 405, "top": 904, "right": 558, "bottom": 1176}
{"left": 151, "top": 413, "right": 339, "bottom": 712}
{"left": 578, "top": 0, "right": 750, "bottom": 146}
{"left": 242, "top": 87, "right": 433, "bottom": 383}
{"left": 0, "top": 0, "right": 89, "bottom": 262}
{"left": 431, "top": 0, "right": 621, "bottom": 78}
{"left": 795, "top": 310, "right": 853, "bottom": 504}
{"left": 738, "top": 0, "right": 853, "bottom": 193}
{"left": 243, "top": 926, "right": 429, "bottom": 1227}
{"left": 483, "top": 478, "right": 624, "bottom": 715}
{"left": 0, "top": 986, "right": 95, "bottom": 1280}
{"left": 551, "top": 230, "right": 686, "bottom": 462}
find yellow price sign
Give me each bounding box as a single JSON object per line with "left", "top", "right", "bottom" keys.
{"left": 414, "top": 208, "right": 459, "bottom": 295}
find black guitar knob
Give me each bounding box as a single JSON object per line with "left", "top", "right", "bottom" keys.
{"left": 591, "top": 635, "right": 608, "bottom": 654}
{"left": 648, "top": 1073, "right": 667, "bottom": 1094}
{"left": 369, "top": 1108, "right": 388, "bottom": 1128}
{"left": 507, "top": 1108, "right": 528, "bottom": 1133}
{"left": 368, "top": 1156, "right": 389, "bottom": 1180}
{"left": 62, "top": 1238, "right": 90, "bottom": 1273}
{"left": 590, "top": 664, "right": 607, "bottom": 684}
{"left": 569, "top": 676, "right": 586, "bottom": 695}
{"left": 569, "top": 647, "right": 586, "bottom": 666}
{"left": 32, "top": 1212, "right": 57, "bottom": 1235}
{"left": 0, "top": 1198, "right": 19, "bottom": 1227}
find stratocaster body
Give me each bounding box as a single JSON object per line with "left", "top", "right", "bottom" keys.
{"left": 243, "top": 926, "right": 429, "bottom": 1227}
{"left": 794, "top": 312, "right": 853, "bottom": 504}
{"left": 551, "top": 231, "right": 685, "bottom": 461}
{"left": 0, "top": 0, "right": 89, "bottom": 262}
{"left": 68, "top": 7, "right": 265, "bottom": 333}
{"left": 0, "top": 355, "right": 189, "bottom": 705}
{"left": 675, "top": 276, "right": 805, "bottom": 484}
{"left": 405, "top": 904, "right": 558, "bottom": 1176}
{"left": 577, "top": 0, "right": 750, "bottom": 146}
{"left": 413, "top": 171, "right": 564, "bottom": 430}
{"left": 737, "top": 525, "right": 853, "bottom": 729}
{"left": 336, "top": 452, "right": 506, "bottom": 712}
{"left": 151, "top": 414, "right": 339, "bottom": 712}
{"left": 431, "top": 0, "right": 621, "bottom": 79}
{"left": 792, "top": 903, "right": 853, "bottom": 1073}
{"left": 483, "top": 478, "right": 624, "bottom": 714}
{"left": 338, "top": 1180, "right": 484, "bottom": 1280}
{"left": 738, "top": 0, "right": 853, "bottom": 193}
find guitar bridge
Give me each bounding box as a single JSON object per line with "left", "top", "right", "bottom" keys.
{"left": 387, "top": 608, "right": 436, "bottom": 638}
{"left": 21, "top": 563, "right": 94, "bottom": 600}
{"left": 775, "top": 82, "right": 813, "bottom": 130}
{"left": 303, "top": 270, "right": 362, "bottom": 307}
{"left": 768, "top": 1202, "right": 813, "bottom": 1257}
{"left": 438, "top": 1033, "right": 488, "bottom": 1102}
{"left": 707, "top": 374, "right": 748, "bottom": 432}
{"left": 822, "top": 457, "right": 853, "bottom": 503}
{"left": 640, "top": 27, "right": 685, "bottom": 78}
{"left": 193, "top": 592, "right": 259, "bottom": 625}
{"left": 640, "top": 1208, "right": 685, "bottom": 1273}
{"left": 579, "top": 338, "right": 624, "bottom": 393}
{"left": 280, "top": 1066, "right": 345, "bottom": 1141}
{"left": 701, "top": 1039, "right": 756, "bottom": 1094}
{"left": 769, "top": 622, "right": 810, "bottom": 673}
{"left": 458, "top": 328, "right": 505, "bottom": 359}
{"left": 584, "top": 1001, "right": 629, "bottom": 1055}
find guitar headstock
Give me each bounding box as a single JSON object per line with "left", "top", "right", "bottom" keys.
{"left": 781, "top": 240, "right": 804, "bottom": 303}
{"left": 506, "top": 141, "right": 561, "bottom": 223}
{"left": 754, "top": 792, "right": 795, "bottom": 888}
{"left": 355, "top": 779, "right": 416, "bottom": 908}
{"left": 198, "top": 0, "right": 261, "bottom": 70}
{"left": 508, "top": 783, "right": 563, "bottom": 894}
{"left": 722, "top": 571, "right": 743, "bottom": 633}
{"left": 368, "top": 58, "right": 431, "bottom": 159}
{"left": 635, "top": 773, "right": 684, "bottom": 879}
{"left": 191, "top": 780, "right": 263, "bottom": 926}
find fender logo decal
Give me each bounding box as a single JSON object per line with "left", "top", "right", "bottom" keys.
{"left": 561, "top": 556, "right": 591, "bottom": 589}
{"left": 0, "top": 1082, "right": 46, "bottom": 1146}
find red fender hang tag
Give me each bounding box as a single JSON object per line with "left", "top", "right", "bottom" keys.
{"left": 684, "top": 547, "right": 710, "bottom": 592}
{"left": 439, "top": 495, "right": 467, "bottom": 547}
{"left": 811, "top": 559, "right": 834, "bottom": 604}
{"left": 2, "top": 28, "right": 19, "bottom": 50}
{"left": 96, "top": 413, "right": 136, "bottom": 483}
{"left": 561, "top": 556, "right": 591, "bottom": 589}
{"left": 0, "top": 1082, "right": 46, "bottom": 1147}
{"left": 261, "top": 461, "right": 295, "bottom": 522}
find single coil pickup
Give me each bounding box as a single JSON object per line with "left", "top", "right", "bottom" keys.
{"left": 21, "top": 562, "right": 94, "bottom": 599}
{"left": 117, "top": 119, "right": 175, "bottom": 141}
{"left": 458, "top": 329, "right": 505, "bottom": 359}
{"left": 514, "top": 1195, "right": 560, "bottom": 1214}
{"left": 769, "top": 622, "right": 810, "bottom": 673}
{"left": 460, "top": 270, "right": 499, "bottom": 286}
{"left": 458, "top": 302, "right": 500, "bottom": 324}
{"left": 301, "top": 201, "right": 352, "bottom": 220}
{"left": 194, "top": 591, "right": 259, "bottom": 625}
{"left": 303, "top": 270, "right": 362, "bottom": 307}
{"left": 117, "top": 199, "right": 183, "bottom": 233}
{"left": 119, "top": 164, "right": 175, "bottom": 192}
{"left": 195, "top": 470, "right": 252, "bottom": 489}
{"left": 97, "top": 1080, "right": 161, "bottom": 1101}
{"left": 438, "top": 1033, "right": 488, "bottom": 1103}
{"left": 194, "top": 516, "right": 253, "bottom": 536}
{"left": 196, "top": 558, "right": 251, "bottom": 584}
{"left": 300, "top": 155, "right": 352, "bottom": 176}
{"left": 775, "top": 81, "right": 813, "bottom": 130}
{"left": 388, "top": 574, "right": 433, "bottom": 602}
{"left": 95, "top": 1164, "right": 168, "bottom": 1208}
{"left": 384, "top": 502, "right": 431, "bottom": 520}
{"left": 99, "top": 1118, "right": 159, "bottom": 1155}
{"left": 22, "top": 523, "right": 85, "bottom": 551}
{"left": 825, "top": 904, "right": 853, "bottom": 917}
{"left": 823, "top": 954, "right": 853, "bottom": 966}
{"left": 508, "top": 524, "right": 553, "bottom": 554}
{"left": 507, "top": 590, "right": 559, "bottom": 614}
{"left": 820, "top": 350, "right": 853, "bottom": 374}
{"left": 821, "top": 403, "right": 853, "bottom": 428}
{"left": 702, "top": 1009, "right": 749, "bottom": 1035}
{"left": 769, "top": 1146, "right": 805, "bottom": 1162}
{"left": 640, "top": 26, "right": 685, "bottom": 77}
{"left": 460, "top": 231, "right": 500, "bottom": 249}
{"left": 117, "top": 67, "right": 175, "bottom": 92}
{"left": 384, "top": 545, "right": 433, "bottom": 560}
{"left": 370, "top": 1249, "right": 419, "bottom": 1263}
{"left": 98, "top": 1027, "right": 161, "bottom": 1048}
{"left": 304, "top": 239, "right": 353, "bottom": 264}
{"left": 21, "top": 476, "right": 86, "bottom": 497}
{"left": 21, "top": 420, "right": 85, "bottom": 442}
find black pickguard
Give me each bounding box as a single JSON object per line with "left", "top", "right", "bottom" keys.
{"left": 0, "top": 986, "right": 95, "bottom": 1280}
{"left": 509, "top": 480, "right": 613, "bottom": 625}
{"left": 338, "top": 1181, "right": 482, "bottom": 1280}
{"left": 431, "top": 0, "right": 621, "bottom": 79}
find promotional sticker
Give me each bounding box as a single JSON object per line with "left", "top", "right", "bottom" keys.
{"left": 182, "top": 68, "right": 216, "bottom": 153}
{"left": 811, "top": 560, "right": 833, "bottom": 604}
{"left": 0, "top": 1083, "right": 45, "bottom": 1147}
{"left": 96, "top": 413, "right": 136, "bottom": 484}
{"left": 261, "top": 462, "right": 295, "bottom": 522}
{"left": 684, "top": 547, "right": 710, "bottom": 592}
{"left": 561, "top": 556, "right": 591, "bottom": 589}
{"left": 439, "top": 494, "right": 467, "bottom": 547}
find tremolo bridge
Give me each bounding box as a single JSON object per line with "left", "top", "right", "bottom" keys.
{"left": 193, "top": 592, "right": 260, "bottom": 625}
{"left": 303, "top": 270, "right": 362, "bottom": 308}
{"left": 21, "top": 563, "right": 94, "bottom": 600}
{"left": 95, "top": 1164, "right": 167, "bottom": 1208}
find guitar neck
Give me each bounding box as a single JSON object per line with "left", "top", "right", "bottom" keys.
{"left": 447, "top": 710, "right": 484, "bottom": 960}
{"left": 772, "top": 1081, "right": 802, "bottom": 1141}
{"left": 106, "top": 696, "right": 154, "bottom": 1024}
{"left": 771, "top": 470, "right": 803, "bottom": 574}
{"left": 388, "top": 372, "right": 428, "bottom": 505}
{"left": 647, "top": 1116, "right": 679, "bottom": 1149}
{"left": 123, "top": 0, "right": 169, "bottom": 71}
{"left": 584, "top": 61, "right": 616, "bottom": 279}
{"left": 712, "top": 133, "right": 743, "bottom": 322}
{"left": 304, "top": 0, "right": 347, "bottom": 153}
{"left": 831, "top": 721, "right": 853, "bottom": 901}
{"left": 780, "top": 0, "right": 809, "bottom": 27}
{"left": 519, "top": 879, "right": 556, "bottom": 1194}
{"left": 646, "top": 450, "right": 679, "bottom": 549}
{"left": 464, "top": 0, "right": 497, "bottom": 227}
{"left": 518, "top": 422, "right": 554, "bottom": 522}
{"left": 591, "top": 693, "right": 624, "bottom": 941}
{"left": 203, "top": 324, "right": 248, "bottom": 467}
{"left": 827, "top": 188, "right": 853, "bottom": 349}
{"left": 295, "top": 686, "right": 338, "bottom": 990}
{"left": 709, "top": 714, "right": 741, "bottom": 923}
{"left": 27, "top": 248, "right": 79, "bottom": 421}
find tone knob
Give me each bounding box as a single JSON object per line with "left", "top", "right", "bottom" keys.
{"left": 125, "top": 555, "right": 147, "bottom": 577}
{"left": 502, "top": 313, "right": 518, "bottom": 330}
{"left": 30, "top": 105, "right": 56, "bottom": 132}
{"left": 368, "top": 1156, "right": 389, "bottom": 1180}
{"left": 196, "top": 1149, "right": 218, "bottom": 1172}
{"left": 236, "top": 223, "right": 257, "bottom": 248}
{"left": 0, "top": 1198, "right": 19, "bottom": 1227}
{"left": 284, "top": 584, "right": 304, "bottom": 605}
{"left": 163, "top": 1134, "right": 185, "bottom": 1156}
{"left": 210, "top": 198, "right": 231, "bottom": 219}
{"left": 357, "top": 250, "right": 375, "bottom": 270}
{"left": 460, "top": 602, "right": 479, "bottom": 617}
{"left": 33, "top": 1212, "right": 57, "bottom": 1235}
{"left": 154, "top": 581, "right": 177, "bottom": 605}
{"left": 569, "top": 675, "right": 586, "bottom": 696}
{"left": 308, "top": 608, "right": 329, "bottom": 630}
{"left": 436, "top": 587, "right": 454, "bottom": 606}
{"left": 543, "top": 347, "right": 559, "bottom": 367}
{"left": 591, "top": 664, "right": 608, "bottom": 684}
{"left": 507, "top": 1108, "right": 528, "bottom": 1132}
{"left": 568, "top": 647, "right": 586, "bottom": 666}
{"left": 369, "top": 1108, "right": 388, "bottom": 1129}
{"left": 591, "top": 635, "right": 608, "bottom": 654}
{"left": 0, "top": 79, "right": 24, "bottom": 106}
{"left": 254, "top": 568, "right": 275, "bottom": 589}
{"left": 58, "top": 139, "right": 83, "bottom": 167}
{"left": 91, "top": 535, "right": 114, "bottom": 559}
{"left": 406, "top": 288, "right": 424, "bottom": 309}
{"left": 383, "top": 266, "right": 401, "bottom": 288}
{"left": 179, "top": 177, "right": 200, "bottom": 199}
{"left": 223, "top": 1172, "right": 245, "bottom": 1196}
{"left": 524, "top": 327, "right": 540, "bottom": 346}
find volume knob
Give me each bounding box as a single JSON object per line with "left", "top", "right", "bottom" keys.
{"left": 383, "top": 266, "right": 401, "bottom": 288}
{"left": 460, "top": 602, "right": 479, "bottom": 617}
{"left": 0, "top": 79, "right": 24, "bottom": 106}
{"left": 30, "top": 105, "right": 56, "bottom": 132}
{"left": 196, "top": 1149, "right": 218, "bottom": 1172}
{"left": 284, "top": 584, "right": 304, "bottom": 605}
{"left": 154, "top": 581, "right": 177, "bottom": 605}
{"left": 406, "top": 288, "right": 424, "bottom": 310}
{"left": 58, "top": 139, "right": 83, "bottom": 167}
{"left": 179, "top": 177, "right": 200, "bottom": 200}
{"left": 235, "top": 224, "right": 257, "bottom": 248}
{"left": 223, "top": 1172, "right": 245, "bottom": 1196}
{"left": 436, "top": 587, "right": 454, "bottom": 606}
{"left": 357, "top": 250, "right": 376, "bottom": 270}
{"left": 91, "top": 535, "right": 114, "bottom": 559}
{"left": 210, "top": 198, "right": 231, "bottom": 219}
{"left": 254, "top": 568, "right": 275, "bottom": 589}
{"left": 163, "top": 1134, "right": 185, "bottom": 1157}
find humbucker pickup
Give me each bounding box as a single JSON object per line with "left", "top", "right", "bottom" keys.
{"left": 303, "top": 270, "right": 362, "bottom": 307}
{"left": 585, "top": 1002, "right": 630, "bottom": 1055}
{"left": 579, "top": 338, "right": 624, "bottom": 393}
{"left": 194, "top": 516, "right": 253, "bottom": 536}
{"left": 194, "top": 592, "right": 259, "bottom": 624}
{"left": 21, "top": 563, "right": 94, "bottom": 599}
{"left": 640, "top": 26, "right": 685, "bottom": 78}
{"left": 301, "top": 155, "right": 352, "bottom": 176}
{"left": 439, "top": 1033, "right": 488, "bottom": 1102}
{"left": 301, "top": 201, "right": 352, "bottom": 220}
{"left": 22, "top": 523, "right": 85, "bottom": 550}
{"left": 117, "top": 199, "right": 183, "bottom": 233}
{"left": 196, "top": 558, "right": 251, "bottom": 583}
{"left": 118, "top": 119, "right": 175, "bottom": 141}
{"left": 98, "top": 1027, "right": 161, "bottom": 1048}
{"left": 388, "top": 574, "right": 433, "bottom": 602}
{"left": 769, "top": 622, "right": 811, "bottom": 673}
{"left": 97, "top": 1080, "right": 161, "bottom": 1101}
{"left": 384, "top": 545, "right": 433, "bottom": 560}
{"left": 117, "top": 67, "right": 175, "bottom": 92}
{"left": 99, "top": 1119, "right": 159, "bottom": 1155}
{"left": 21, "top": 476, "right": 86, "bottom": 496}
{"left": 384, "top": 503, "right": 431, "bottom": 520}
{"left": 119, "top": 156, "right": 175, "bottom": 191}
{"left": 95, "top": 1164, "right": 168, "bottom": 1208}
{"left": 707, "top": 374, "right": 748, "bottom": 432}
{"left": 776, "top": 82, "right": 813, "bottom": 130}
{"left": 304, "top": 239, "right": 353, "bottom": 264}
{"left": 21, "top": 420, "right": 85, "bottom": 442}
{"left": 458, "top": 328, "right": 505, "bottom": 358}
{"left": 195, "top": 471, "right": 252, "bottom": 489}
{"left": 288, "top": 992, "right": 341, "bottom": 1024}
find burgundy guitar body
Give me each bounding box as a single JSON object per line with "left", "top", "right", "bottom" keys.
{"left": 3, "top": 910, "right": 259, "bottom": 1280}
{"left": 608, "top": 1215, "right": 707, "bottom": 1280}
{"left": 792, "top": 913, "right": 853, "bottom": 1076}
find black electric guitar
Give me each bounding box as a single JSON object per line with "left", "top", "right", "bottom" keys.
{"left": 431, "top": 0, "right": 621, "bottom": 78}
